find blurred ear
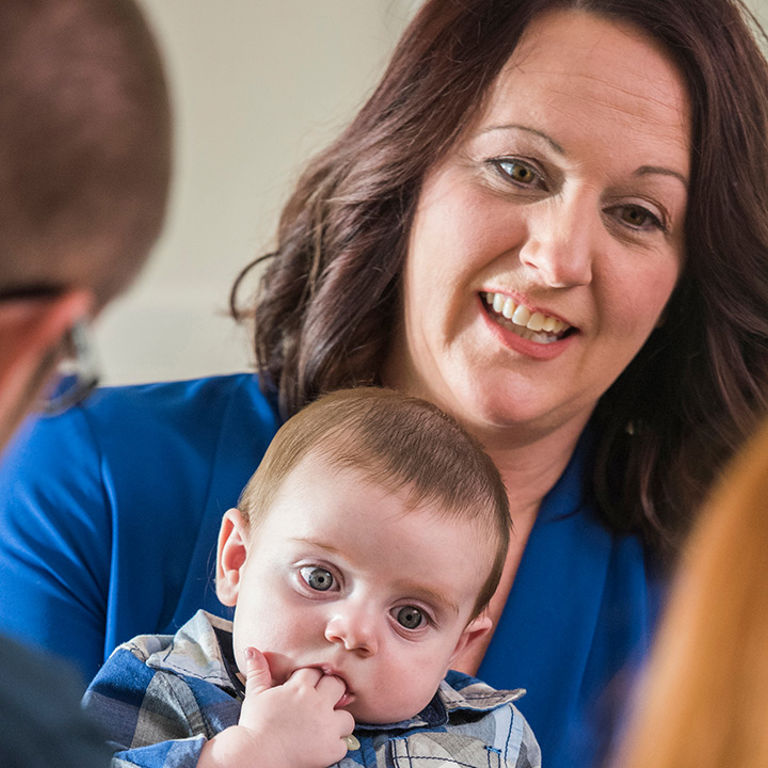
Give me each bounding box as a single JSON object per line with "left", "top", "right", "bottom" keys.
{"left": 216, "top": 508, "right": 251, "bottom": 607}
{"left": 447, "top": 613, "right": 493, "bottom": 671}
{"left": 0, "top": 290, "right": 91, "bottom": 451}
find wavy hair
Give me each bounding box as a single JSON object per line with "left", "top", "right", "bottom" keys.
{"left": 232, "top": 0, "right": 768, "bottom": 557}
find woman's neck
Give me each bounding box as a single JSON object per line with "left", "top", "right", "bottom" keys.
{"left": 451, "top": 417, "right": 588, "bottom": 677}
{"left": 482, "top": 414, "right": 588, "bottom": 519}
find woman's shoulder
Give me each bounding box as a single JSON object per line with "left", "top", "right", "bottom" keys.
{"left": 1, "top": 372, "right": 280, "bottom": 490}
{"left": 80, "top": 372, "right": 277, "bottom": 425}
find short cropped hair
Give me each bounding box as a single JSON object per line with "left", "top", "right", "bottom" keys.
{"left": 238, "top": 388, "right": 510, "bottom": 617}
{"left": 0, "top": 0, "right": 171, "bottom": 304}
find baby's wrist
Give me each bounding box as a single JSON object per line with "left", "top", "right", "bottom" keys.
{"left": 197, "top": 724, "right": 279, "bottom": 768}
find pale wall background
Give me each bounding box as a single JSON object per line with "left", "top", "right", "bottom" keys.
{"left": 96, "top": 0, "right": 420, "bottom": 385}
{"left": 96, "top": 0, "right": 768, "bottom": 385}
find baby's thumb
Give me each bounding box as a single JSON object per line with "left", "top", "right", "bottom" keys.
{"left": 243, "top": 646, "right": 273, "bottom": 697}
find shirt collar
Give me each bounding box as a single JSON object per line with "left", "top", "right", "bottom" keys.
{"left": 144, "top": 610, "right": 238, "bottom": 692}
{"left": 536, "top": 422, "right": 595, "bottom": 524}
{"left": 357, "top": 671, "right": 525, "bottom": 732}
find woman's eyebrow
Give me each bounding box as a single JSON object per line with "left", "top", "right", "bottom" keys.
{"left": 480, "top": 126, "right": 688, "bottom": 188}
{"left": 479, "top": 123, "right": 565, "bottom": 155}
{"left": 633, "top": 165, "right": 688, "bottom": 188}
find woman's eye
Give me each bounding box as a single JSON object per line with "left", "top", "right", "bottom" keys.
{"left": 491, "top": 159, "right": 543, "bottom": 188}
{"left": 395, "top": 606, "right": 424, "bottom": 630}
{"left": 613, "top": 204, "right": 665, "bottom": 231}
{"left": 300, "top": 566, "right": 334, "bottom": 591}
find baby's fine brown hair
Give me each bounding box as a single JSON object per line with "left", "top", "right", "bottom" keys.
{"left": 238, "top": 388, "right": 510, "bottom": 616}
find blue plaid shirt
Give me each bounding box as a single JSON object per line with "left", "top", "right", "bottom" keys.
{"left": 83, "top": 611, "right": 540, "bottom": 768}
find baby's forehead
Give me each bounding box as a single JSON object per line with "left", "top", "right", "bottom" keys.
{"left": 260, "top": 445, "right": 500, "bottom": 553}
{"left": 282, "top": 451, "right": 466, "bottom": 521}
{"left": 295, "top": 444, "right": 451, "bottom": 503}
{"left": 267, "top": 456, "right": 494, "bottom": 551}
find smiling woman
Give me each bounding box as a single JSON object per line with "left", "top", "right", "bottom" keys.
{"left": 1, "top": 2, "right": 768, "bottom": 768}
{"left": 245, "top": 0, "right": 768, "bottom": 562}
{"left": 388, "top": 11, "right": 690, "bottom": 445}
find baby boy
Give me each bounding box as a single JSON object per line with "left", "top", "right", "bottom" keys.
{"left": 84, "top": 388, "right": 540, "bottom": 768}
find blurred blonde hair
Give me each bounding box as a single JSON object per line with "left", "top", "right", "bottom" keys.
{"left": 615, "top": 417, "right": 768, "bottom": 767}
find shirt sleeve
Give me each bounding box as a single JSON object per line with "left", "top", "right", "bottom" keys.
{"left": 512, "top": 706, "right": 542, "bottom": 768}
{"left": 0, "top": 407, "right": 111, "bottom": 685}
{"left": 83, "top": 646, "right": 209, "bottom": 768}
{"left": 111, "top": 738, "right": 207, "bottom": 768}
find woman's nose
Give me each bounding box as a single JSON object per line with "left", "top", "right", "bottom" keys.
{"left": 324, "top": 609, "right": 378, "bottom": 657}
{"left": 518, "top": 194, "right": 595, "bottom": 288}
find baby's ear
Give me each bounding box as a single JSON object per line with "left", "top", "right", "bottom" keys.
{"left": 447, "top": 613, "right": 493, "bottom": 668}
{"left": 215, "top": 508, "right": 250, "bottom": 606}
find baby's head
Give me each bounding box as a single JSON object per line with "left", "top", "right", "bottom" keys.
{"left": 216, "top": 388, "right": 509, "bottom": 724}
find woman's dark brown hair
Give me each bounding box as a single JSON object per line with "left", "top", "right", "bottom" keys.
{"left": 232, "top": 0, "right": 768, "bottom": 557}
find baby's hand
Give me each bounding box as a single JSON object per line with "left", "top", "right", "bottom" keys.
{"left": 198, "top": 647, "right": 355, "bottom": 768}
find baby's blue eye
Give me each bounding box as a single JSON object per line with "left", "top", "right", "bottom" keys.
{"left": 396, "top": 606, "right": 423, "bottom": 629}
{"left": 301, "top": 566, "right": 334, "bottom": 591}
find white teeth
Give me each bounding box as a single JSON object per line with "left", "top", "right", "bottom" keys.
{"left": 527, "top": 312, "right": 545, "bottom": 331}
{"left": 511, "top": 304, "right": 531, "bottom": 326}
{"left": 483, "top": 292, "right": 569, "bottom": 337}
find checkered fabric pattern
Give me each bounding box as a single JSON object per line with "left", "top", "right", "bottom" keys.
{"left": 83, "top": 610, "right": 541, "bottom": 768}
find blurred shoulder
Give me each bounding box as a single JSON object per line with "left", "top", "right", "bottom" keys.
{"left": 81, "top": 372, "right": 276, "bottom": 423}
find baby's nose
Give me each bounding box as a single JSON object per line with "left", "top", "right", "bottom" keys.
{"left": 324, "top": 610, "right": 378, "bottom": 657}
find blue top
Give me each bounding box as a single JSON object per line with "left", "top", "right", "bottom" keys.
{"left": 0, "top": 373, "right": 661, "bottom": 768}
{"left": 83, "top": 610, "right": 540, "bottom": 768}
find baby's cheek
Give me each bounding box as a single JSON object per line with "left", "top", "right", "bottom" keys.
{"left": 362, "top": 671, "right": 440, "bottom": 724}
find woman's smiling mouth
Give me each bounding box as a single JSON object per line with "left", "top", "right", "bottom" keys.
{"left": 482, "top": 291, "right": 573, "bottom": 344}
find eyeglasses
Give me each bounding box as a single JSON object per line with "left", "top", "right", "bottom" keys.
{"left": 41, "top": 318, "right": 100, "bottom": 415}
{"left": 0, "top": 285, "right": 101, "bottom": 415}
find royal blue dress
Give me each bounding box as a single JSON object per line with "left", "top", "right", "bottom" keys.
{"left": 0, "top": 373, "right": 661, "bottom": 768}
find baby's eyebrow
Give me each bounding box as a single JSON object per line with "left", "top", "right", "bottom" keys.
{"left": 289, "top": 536, "right": 343, "bottom": 555}
{"left": 396, "top": 581, "right": 461, "bottom": 616}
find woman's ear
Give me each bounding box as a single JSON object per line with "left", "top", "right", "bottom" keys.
{"left": 0, "top": 290, "right": 91, "bottom": 452}
{"left": 216, "top": 508, "right": 250, "bottom": 607}
{"left": 447, "top": 613, "right": 493, "bottom": 670}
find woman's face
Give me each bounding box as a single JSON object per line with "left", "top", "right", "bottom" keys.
{"left": 385, "top": 9, "right": 690, "bottom": 442}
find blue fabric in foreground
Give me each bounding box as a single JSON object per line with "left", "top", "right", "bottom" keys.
{"left": 478, "top": 432, "right": 661, "bottom": 767}
{"left": 0, "top": 373, "right": 660, "bottom": 768}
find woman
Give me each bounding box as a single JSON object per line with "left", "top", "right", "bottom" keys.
{"left": 1, "top": 1, "right": 766, "bottom": 766}
{"left": 613, "top": 416, "right": 768, "bottom": 768}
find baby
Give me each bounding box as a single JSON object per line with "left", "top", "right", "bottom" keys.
{"left": 84, "top": 388, "right": 540, "bottom": 768}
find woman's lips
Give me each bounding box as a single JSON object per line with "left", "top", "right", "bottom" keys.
{"left": 479, "top": 292, "right": 577, "bottom": 360}
{"left": 482, "top": 291, "right": 573, "bottom": 342}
